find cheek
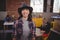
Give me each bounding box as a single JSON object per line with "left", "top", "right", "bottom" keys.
{"left": 22, "top": 12, "right": 29, "bottom": 16}
{"left": 26, "top": 13, "right": 29, "bottom": 16}
{"left": 24, "top": 13, "right": 29, "bottom": 16}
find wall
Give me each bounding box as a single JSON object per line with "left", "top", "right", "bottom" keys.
{"left": 6, "top": 0, "right": 30, "bottom": 19}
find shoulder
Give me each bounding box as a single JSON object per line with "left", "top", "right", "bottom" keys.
{"left": 14, "top": 19, "right": 23, "bottom": 24}
{"left": 29, "top": 21, "right": 35, "bottom": 26}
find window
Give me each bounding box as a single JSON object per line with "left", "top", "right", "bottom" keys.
{"left": 0, "top": 0, "right": 6, "bottom": 11}
{"left": 30, "top": 0, "right": 44, "bottom": 13}
{"left": 53, "top": 0, "right": 60, "bottom": 13}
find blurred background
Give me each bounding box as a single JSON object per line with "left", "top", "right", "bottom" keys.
{"left": 0, "top": 0, "right": 60, "bottom": 40}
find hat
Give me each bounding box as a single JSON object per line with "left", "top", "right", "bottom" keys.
{"left": 18, "top": 4, "right": 33, "bottom": 14}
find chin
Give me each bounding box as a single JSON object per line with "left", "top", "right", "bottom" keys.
{"left": 24, "top": 16, "right": 27, "bottom": 18}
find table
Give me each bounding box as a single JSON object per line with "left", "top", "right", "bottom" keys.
{"left": 36, "top": 28, "right": 45, "bottom": 37}
{"left": 36, "top": 28, "right": 45, "bottom": 40}
{"left": 3, "top": 22, "right": 14, "bottom": 40}
{"left": 3, "top": 22, "right": 14, "bottom": 30}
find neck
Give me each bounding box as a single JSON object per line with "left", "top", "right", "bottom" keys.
{"left": 22, "top": 17, "right": 28, "bottom": 21}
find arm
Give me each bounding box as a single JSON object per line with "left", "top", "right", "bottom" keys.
{"left": 32, "top": 22, "right": 36, "bottom": 38}
{"left": 32, "top": 22, "right": 36, "bottom": 40}
{"left": 12, "top": 20, "right": 18, "bottom": 38}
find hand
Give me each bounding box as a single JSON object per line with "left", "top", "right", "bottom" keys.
{"left": 13, "top": 37, "right": 16, "bottom": 40}
{"left": 32, "top": 37, "right": 35, "bottom": 40}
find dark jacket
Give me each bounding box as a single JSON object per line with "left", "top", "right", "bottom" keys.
{"left": 13, "top": 19, "right": 36, "bottom": 39}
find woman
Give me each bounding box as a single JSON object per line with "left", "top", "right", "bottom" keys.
{"left": 13, "top": 4, "right": 36, "bottom": 40}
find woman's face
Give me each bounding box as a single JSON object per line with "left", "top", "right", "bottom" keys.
{"left": 21, "top": 9, "right": 30, "bottom": 18}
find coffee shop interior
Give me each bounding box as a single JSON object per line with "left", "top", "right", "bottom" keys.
{"left": 0, "top": 0, "right": 60, "bottom": 40}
